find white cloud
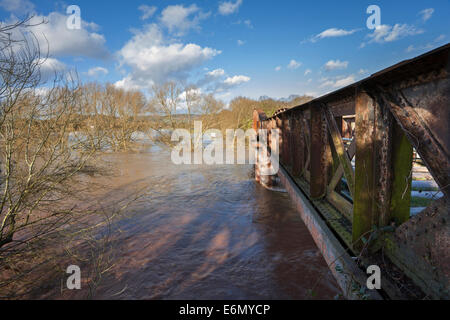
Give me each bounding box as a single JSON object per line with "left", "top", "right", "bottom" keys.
{"left": 320, "top": 75, "right": 355, "bottom": 89}
{"left": 114, "top": 75, "right": 143, "bottom": 92}
{"left": 218, "top": 0, "right": 243, "bottom": 15}
{"left": 334, "top": 76, "right": 354, "bottom": 88}
{"left": 178, "top": 87, "right": 203, "bottom": 102}
{"left": 305, "top": 28, "right": 359, "bottom": 43}
{"left": 196, "top": 69, "right": 250, "bottom": 93}
{"left": 0, "top": 0, "right": 34, "bottom": 13}
{"left": 318, "top": 28, "right": 358, "bottom": 38}
{"left": 275, "top": 66, "right": 281, "bottom": 72}
{"left": 207, "top": 69, "right": 225, "bottom": 78}
{"left": 405, "top": 43, "right": 434, "bottom": 53}
{"left": 86, "top": 66, "right": 108, "bottom": 77}
{"left": 319, "top": 79, "right": 334, "bottom": 88}
{"left": 358, "top": 69, "right": 368, "bottom": 75}
{"left": 224, "top": 75, "right": 250, "bottom": 85}
{"left": 38, "top": 57, "right": 66, "bottom": 74}
{"left": 304, "top": 69, "right": 312, "bottom": 76}
{"left": 406, "top": 45, "right": 415, "bottom": 52}
{"left": 138, "top": 5, "right": 157, "bottom": 20}
{"left": 324, "top": 60, "right": 348, "bottom": 71}
{"left": 435, "top": 34, "right": 446, "bottom": 42}
{"left": 305, "top": 91, "right": 318, "bottom": 97}
{"left": 233, "top": 19, "right": 253, "bottom": 29}
{"left": 35, "top": 57, "right": 81, "bottom": 83}
{"left": 212, "top": 74, "right": 250, "bottom": 93}
{"left": 116, "top": 24, "right": 221, "bottom": 90}
{"left": 19, "top": 12, "right": 109, "bottom": 59}
{"left": 366, "top": 24, "right": 424, "bottom": 44}
{"left": 419, "top": 8, "right": 434, "bottom": 22}
{"left": 287, "top": 60, "right": 301, "bottom": 70}
{"left": 159, "top": 4, "right": 209, "bottom": 35}
{"left": 34, "top": 87, "right": 51, "bottom": 97}
{"left": 237, "top": 40, "right": 245, "bottom": 46}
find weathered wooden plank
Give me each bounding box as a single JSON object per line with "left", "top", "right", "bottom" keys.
{"left": 324, "top": 106, "right": 355, "bottom": 198}
{"left": 310, "top": 105, "right": 332, "bottom": 199}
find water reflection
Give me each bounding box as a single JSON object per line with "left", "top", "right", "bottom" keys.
{"left": 76, "top": 147, "right": 340, "bottom": 299}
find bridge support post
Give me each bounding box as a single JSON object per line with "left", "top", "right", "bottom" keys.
{"left": 310, "top": 104, "right": 332, "bottom": 199}
{"left": 253, "top": 110, "right": 281, "bottom": 190}
{"left": 276, "top": 115, "right": 283, "bottom": 164}
{"left": 291, "top": 114, "right": 305, "bottom": 177}
{"left": 353, "top": 90, "right": 413, "bottom": 249}
{"left": 354, "top": 91, "right": 382, "bottom": 249}
{"left": 281, "top": 113, "right": 291, "bottom": 167}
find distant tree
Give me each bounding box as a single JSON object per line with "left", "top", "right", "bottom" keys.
{"left": 149, "top": 81, "right": 225, "bottom": 147}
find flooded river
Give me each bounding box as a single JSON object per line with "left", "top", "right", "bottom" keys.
{"left": 16, "top": 146, "right": 340, "bottom": 299}
{"left": 75, "top": 146, "right": 340, "bottom": 300}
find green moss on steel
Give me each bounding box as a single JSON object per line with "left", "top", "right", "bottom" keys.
{"left": 390, "top": 126, "right": 413, "bottom": 225}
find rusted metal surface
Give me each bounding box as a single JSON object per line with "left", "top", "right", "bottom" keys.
{"left": 385, "top": 197, "right": 449, "bottom": 299}
{"left": 252, "top": 109, "right": 266, "bottom": 130}
{"left": 372, "top": 95, "right": 394, "bottom": 227}
{"left": 353, "top": 91, "right": 379, "bottom": 249}
{"left": 388, "top": 122, "right": 414, "bottom": 226}
{"left": 324, "top": 105, "right": 355, "bottom": 198}
{"left": 291, "top": 114, "right": 305, "bottom": 177}
{"left": 310, "top": 104, "right": 331, "bottom": 199}
{"left": 377, "top": 87, "right": 450, "bottom": 198}
{"left": 254, "top": 43, "right": 450, "bottom": 299}
{"left": 282, "top": 114, "right": 291, "bottom": 166}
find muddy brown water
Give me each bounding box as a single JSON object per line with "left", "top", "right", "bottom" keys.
{"left": 19, "top": 146, "right": 341, "bottom": 299}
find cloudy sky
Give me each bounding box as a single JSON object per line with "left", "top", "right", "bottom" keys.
{"left": 1, "top": 0, "right": 449, "bottom": 101}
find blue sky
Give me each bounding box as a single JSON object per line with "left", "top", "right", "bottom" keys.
{"left": 1, "top": 0, "right": 449, "bottom": 102}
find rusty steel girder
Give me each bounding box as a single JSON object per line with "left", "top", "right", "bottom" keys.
{"left": 253, "top": 43, "right": 450, "bottom": 299}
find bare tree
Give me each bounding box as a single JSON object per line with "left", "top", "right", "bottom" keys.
{"left": 149, "top": 81, "right": 225, "bottom": 147}
{"left": 0, "top": 18, "right": 103, "bottom": 249}
{"left": 152, "top": 81, "right": 182, "bottom": 127}
{"left": 76, "top": 83, "right": 149, "bottom": 152}
{"left": 101, "top": 84, "right": 147, "bottom": 151}
{"left": 0, "top": 19, "right": 149, "bottom": 299}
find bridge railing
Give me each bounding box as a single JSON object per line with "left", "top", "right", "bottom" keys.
{"left": 254, "top": 43, "right": 450, "bottom": 299}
